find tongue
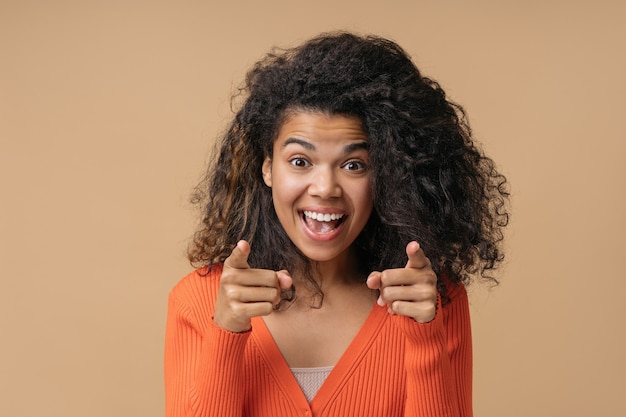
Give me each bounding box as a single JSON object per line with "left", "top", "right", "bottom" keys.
{"left": 305, "top": 217, "right": 339, "bottom": 234}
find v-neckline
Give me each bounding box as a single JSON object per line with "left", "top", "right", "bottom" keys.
{"left": 250, "top": 304, "right": 389, "bottom": 411}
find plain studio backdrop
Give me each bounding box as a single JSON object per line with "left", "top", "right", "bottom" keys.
{"left": 1, "top": 1, "right": 624, "bottom": 416}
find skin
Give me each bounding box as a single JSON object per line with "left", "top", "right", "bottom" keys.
{"left": 213, "top": 111, "right": 438, "bottom": 341}
{"left": 365, "top": 241, "right": 438, "bottom": 323}
{"left": 215, "top": 240, "right": 293, "bottom": 333}
{"left": 263, "top": 111, "right": 373, "bottom": 270}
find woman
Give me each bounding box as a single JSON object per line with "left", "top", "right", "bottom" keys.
{"left": 165, "top": 32, "right": 508, "bottom": 417}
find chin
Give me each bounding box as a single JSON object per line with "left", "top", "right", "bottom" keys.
{"left": 296, "top": 243, "right": 353, "bottom": 265}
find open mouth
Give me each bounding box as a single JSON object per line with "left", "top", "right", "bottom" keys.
{"left": 302, "top": 210, "right": 346, "bottom": 235}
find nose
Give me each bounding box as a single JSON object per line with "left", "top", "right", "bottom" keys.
{"left": 308, "top": 167, "right": 342, "bottom": 199}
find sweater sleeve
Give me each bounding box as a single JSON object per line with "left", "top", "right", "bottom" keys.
{"left": 394, "top": 283, "right": 472, "bottom": 417}
{"left": 164, "top": 271, "right": 251, "bottom": 417}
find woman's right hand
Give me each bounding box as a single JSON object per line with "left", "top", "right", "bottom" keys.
{"left": 214, "top": 240, "right": 293, "bottom": 333}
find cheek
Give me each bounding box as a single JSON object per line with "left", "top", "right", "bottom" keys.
{"left": 353, "top": 182, "right": 374, "bottom": 215}
{"left": 271, "top": 170, "right": 307, "bottom": 210}
{"left": 361, "top": 196, "right": 374, "bottom": 221}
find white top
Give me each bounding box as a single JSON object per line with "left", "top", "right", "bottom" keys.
{"left": 290, "top": 366, "right": 334, "bottom": 403}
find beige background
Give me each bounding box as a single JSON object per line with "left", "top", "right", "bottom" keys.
{"left": 1, "top": 1, "right": 625, "bottom": 416}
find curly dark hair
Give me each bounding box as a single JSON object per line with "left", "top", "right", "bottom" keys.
{"left": 188, "top": 31, "right": 509, "bottom": 303}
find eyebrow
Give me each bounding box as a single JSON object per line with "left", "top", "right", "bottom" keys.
{"left": 282, "top": 137, "right": 369, "bottom": 153}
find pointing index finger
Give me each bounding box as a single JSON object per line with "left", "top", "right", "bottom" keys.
{"left": 405, "top": 241, "right": 431, "bottom": 270}
{"left": 224, "top": 240, "right": 251, "bottom": 269}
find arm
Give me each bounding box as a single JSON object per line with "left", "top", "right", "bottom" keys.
{"left": 164, "top": 241, "right": 292, "bottom": 417}
{"left": 164, "top": 277, "right": 250, "bottom": 417}
{"left": 366, "top": 242, "right": 472, "bottom": 416}
{"left": 396, "top": 283, "right": 472, "bottom": 417}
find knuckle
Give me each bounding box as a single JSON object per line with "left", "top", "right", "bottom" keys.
{"left": 224, "top": 286, "right": 241, "bottom": 300}
{"left": 380, "top": 269, "right": 394, "bottom": 284}
{"left": 230, "top": 302, "right": 245, "bottom": 317}
{"left": 259, "top": 303, "right": 274, "bottom": 316}
{"left": 380, "top": 287, "right": 394, "bottom": 301}
{"left": 425, "top": 303, "right": 436, "bottom": 315}
{"left": 415, "top": 270, "right": 435, "bottom": 283}
{"left": 416, "top": 286, "right": 436, "bottom": 300}
{"left": 379, "top": 271, "right": 388, "bottom": 285}
{"left": 221, "top": 269, "right": 241, "bottom": 284}
{"left": 268, "top": 287, "right": 279, "bottom": 300}
{"left": 220, "top": 271, "right": 233, "bottom": 283}
{"left": 391, "top": 300, "right": 408, "bottom": 317}
{"left": 414, "top": 305, "right": 436, "bottom": 323}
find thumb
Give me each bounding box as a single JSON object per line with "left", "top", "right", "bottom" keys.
{"left": 405, "top": 241, "right": 430, "bottom": 269}
{"left": 224, "top": 240, "right": 251, "bottom": 269}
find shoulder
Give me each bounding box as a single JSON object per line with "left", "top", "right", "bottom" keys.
{"left": 169, "top": 264, "right": 224, "bottom": 312}
{"left": 440, "top": 274, "right": 469, "bottom": 308}
{"left": 445, "top": 280, "right": 467, "bottom": 301}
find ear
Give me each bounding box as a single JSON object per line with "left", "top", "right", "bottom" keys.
{"left": 262, "top": 157, "right": 272, "bottom": 187}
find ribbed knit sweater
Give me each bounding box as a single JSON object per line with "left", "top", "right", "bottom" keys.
{"left": 164, "top": 265, "right": 472, "bottom": 417}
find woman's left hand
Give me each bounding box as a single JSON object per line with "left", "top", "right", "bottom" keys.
{"left": 366, "top": 241, "right": 438, "bottom": 323}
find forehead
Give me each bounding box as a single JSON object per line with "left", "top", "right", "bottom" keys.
{"left": 276, "top": 111, "right": 367, "bottom": 143}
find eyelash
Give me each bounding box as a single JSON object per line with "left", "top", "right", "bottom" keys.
{"left": 342, "top": 160, "right": 367, "bottom": 171}
{"left": 288, "top": 157, "right": 367, "bottom": 172}
{"left": 289, "top": 157, "right": 310, "bottom": 168}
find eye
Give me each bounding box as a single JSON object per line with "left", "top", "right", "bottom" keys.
{"left": 289, "top": 157, "right": 310, "bottom": 168}
{"left": 342, "top": 160, "right": 367, "bottom": 171}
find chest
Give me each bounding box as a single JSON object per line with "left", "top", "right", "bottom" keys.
{"left": 262, "top": 299, "right": 375, "bottom": 368}
{"left": 243, "top": 306, "right": 409, "bottom": 416}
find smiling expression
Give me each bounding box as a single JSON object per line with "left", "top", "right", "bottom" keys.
{"left": 262, "top": 111, "right": 374, "bottom": 266}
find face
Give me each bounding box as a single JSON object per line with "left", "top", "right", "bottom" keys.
{"left": 262, "top": 111, "right": 373, "bottom": 266}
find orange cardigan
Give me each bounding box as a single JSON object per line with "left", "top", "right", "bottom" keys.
{"left": 164, "top": 265, "right": 472, "bottom": 417}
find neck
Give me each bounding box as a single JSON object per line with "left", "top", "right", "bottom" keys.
{"left": 310, "top": 248, "right": 363, "bottom": 287}
{"left": 285, "top": 248, "right": 372, "bottom": 310}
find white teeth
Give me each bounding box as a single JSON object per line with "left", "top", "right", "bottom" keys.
{"left": 303, "top": 211, "right": 344, "bottom": 222}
